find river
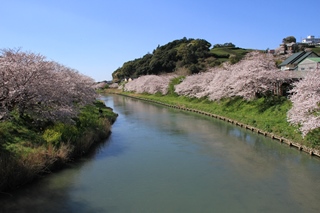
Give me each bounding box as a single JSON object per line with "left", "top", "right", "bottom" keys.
{"left": 1, "top": 95, "right": 320, "bottom": 213}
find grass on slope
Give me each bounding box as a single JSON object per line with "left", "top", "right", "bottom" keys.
{"left": 309, "top": 46, "right": 320, "bottom": 55}
{"left": 0, "top": 100, "right": 117, "bottom": 192}
{"left": 122, "top": 92, "right": 306, "bottom": 146}
{"left": 210, "top": 47, "right": 250, "bottom": 56}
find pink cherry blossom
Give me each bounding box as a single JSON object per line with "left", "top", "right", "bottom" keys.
{"left": 124, "top": 75, "right": 176, "bottom": 95}
{"left": 0, "top": 49, "right": 96, "bottom": 122}
{"left": 287, "top": 69, "right": 320, "bottom": 136}
{"left": 175, "top": 51, "right": 293, "bottom": 101}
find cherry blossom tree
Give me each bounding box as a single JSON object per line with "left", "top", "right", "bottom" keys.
{"left": 0, "top": 49, "right": 53, "bottom": 119}
{"left": 124, "top": 75, "right": 176, "bottom": 95}
{"left": 220, "top": 52, "right": 292, "bottom": 100}
{"left": 175, "top": 51, "right": 293, "bottom": 101}
{"left": 109, "top": 83, "right": 119, "bottom": 88}
{"left": 40, "top": 62, "right": 96, "bottom": 122}
{"left": 287, "top": 70, "right": 320, "bottom": 136}
{"left": 0, "top": 49, "right": 96, "bottom": 122}
{"left": 174, "top": 67, "right": 228, "bottom": 99}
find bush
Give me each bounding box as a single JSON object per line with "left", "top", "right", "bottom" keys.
{"left": 0, "top": 100, "right": 117, "bottom": 192}
{"left": 305, "top": 128, "right": 320, "bottom": 147}
{"left": 43, "top": 123, "right": 78, "bottom": 147}
{"left": 43, "top": 128, "right": 62, "bottom": 146}
{"left": 168, "top": 76, "right": 185, "bottom": 96}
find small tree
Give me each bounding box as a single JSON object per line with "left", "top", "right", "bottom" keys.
{"left": 282, "top": 36, "right": 296, "bottom": 44}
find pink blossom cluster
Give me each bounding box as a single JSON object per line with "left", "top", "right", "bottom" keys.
{"left": 175, "top": 51, "right": 292, "bottom": 100}
{"left": 287, "top": 70, "right": 320, "bottom": 136}
{"left": 0, "top": 49, "right": 96, "bottom": 122}
{"left": 109, "top": 83, "right": 119, "bottom": 88}
{"left": 124, "top": 75, "right": 176, "bottom": 95}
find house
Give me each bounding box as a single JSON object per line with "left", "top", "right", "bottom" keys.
{"left": 268, "top": 49, "right": 275, "bottom": 54}
{"left": 297, "top": 57, "right": 320, "bottom": 71}
{"left": 301, "top": 35, "right": 320, "bottom": 45}
{"left": 279, "top": 51, "right": 319, "bottom": 71}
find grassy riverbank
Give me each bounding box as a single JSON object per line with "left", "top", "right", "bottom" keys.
{"left": 106, "top": 89, "right": 316, "bottom": 149}
{"left": 0, "top": 101, "right": 117, "bottom": 192}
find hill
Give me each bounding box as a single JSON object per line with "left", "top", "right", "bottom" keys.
{"left": 112, "top": 38, "right": 254, "bottom": 82}
{"left": 309, "top": 46, "right": 320, "bottom": 55}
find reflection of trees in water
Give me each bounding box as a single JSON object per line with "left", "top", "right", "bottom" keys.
{"left": 103, "top": 95, "right": 320, "bottom": 212}
{"left": 285, "top": 154, "right": 320, "bottom": 212}
{"left": 3, "top": 95, "right": 320, "bottom": 212}
{"left": 1, "top": 183, "right": 105, "bottom": 212}
{"left": 114, "top": 96, "right": 278, "bottom": 178}
{"left": 115, "top": 96, "right": 320, "bottom": 189}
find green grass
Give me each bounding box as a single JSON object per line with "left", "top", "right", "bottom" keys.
{"left": 209, "top": 47, "right": 253, "bottom": 65}
{"left": 0, "top": 101, "right": 117, "bottom": 153}
{"left": 210, "top": 47, "right": 251, "bottom": 57}
{"left": 309, "top": 46, "right": 320, "bottom": 55}
{"left": 0, "top": 100, "right": 118, "bottom": 192}
{"left": 121, "top": 92, "right": 310, "bottom": 146}
{"left": 0, "top": 118, "right": 45, "bottom": 154}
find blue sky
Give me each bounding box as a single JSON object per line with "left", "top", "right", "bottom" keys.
{"left": 1, "top": 0, "right": 319, "bottom": 81}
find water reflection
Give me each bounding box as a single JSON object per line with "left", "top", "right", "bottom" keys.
{"left": 0, "top": 138, "right": 111, "bottom": 212}
{"left": 1, "top": 95, "right": 320, "bottom": 213}
{"left": 110, "top": 95, "right": 320, "bottom": 212}
{"left": 1, "top": 163, "right": 103, "bottom": 213}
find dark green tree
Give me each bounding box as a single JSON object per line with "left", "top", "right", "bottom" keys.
{"left": 282, "top": 36, "right": 296, "bottom": 43}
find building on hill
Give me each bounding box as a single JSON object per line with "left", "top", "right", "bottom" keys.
{"left": 279, "top": 51, "right": 319, "bottom": 71}
{"left": 301, "top": 35, "right": 320, "bottom": 45}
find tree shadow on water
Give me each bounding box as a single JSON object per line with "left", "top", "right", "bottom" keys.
{"left": 0, "top": 187, "right": 108, "bottom": 213}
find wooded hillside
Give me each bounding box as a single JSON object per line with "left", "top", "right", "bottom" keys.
{"left": 112, "top": 38, "right": 251, "bottom": 82}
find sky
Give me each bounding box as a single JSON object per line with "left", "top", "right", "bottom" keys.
{"left": 1, "top": 0, "right": 319, "bottom": 82}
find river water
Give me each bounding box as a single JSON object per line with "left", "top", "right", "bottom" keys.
{"left": 1, "top": 95, "right": 320, "bottom": 213}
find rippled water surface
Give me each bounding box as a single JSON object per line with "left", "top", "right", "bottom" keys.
{"left": 1, "top": 95, "right": 320, "bottom": 213}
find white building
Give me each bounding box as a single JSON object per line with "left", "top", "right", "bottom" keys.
{"left": 301, "top": 35, "right": 320, "bottom": 44}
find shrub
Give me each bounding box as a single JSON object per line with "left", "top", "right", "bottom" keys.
{"left": 168, "top": 76, "right": 185, "bottom": 96}
{"left": 43, "top": 123, "right": 78, "bottom": 147}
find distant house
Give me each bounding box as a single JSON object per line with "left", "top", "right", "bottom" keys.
{"left": 301, "top": 35, "right": 320, "bottom": 45}
{"left": 268, "top": 49, "right": 275, "bottom": 54}
{"left": 279, "top": 51, "right": 319, "bottom": 71}
{"left": 297, "top": 57, "right": 320, "bottom": 71}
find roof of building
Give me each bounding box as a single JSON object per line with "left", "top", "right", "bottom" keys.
{"left": 279, "top": 51, "right": 319, "bottom": 67}
{"left": 308, "top": 57, "right": 320, "bottom": 62}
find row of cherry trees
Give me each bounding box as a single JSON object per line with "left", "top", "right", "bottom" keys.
{"left": 123, "top": 51, "right": 295, "bottom": 100}
{"left": 124, "top": 75, "right": 176, "bottom": 95}
{"left": 175, "top": 52, "right": 293, "bottom": 100}
{"left": 124, "top": 51, "right": 320, "bottom": 137}
{"left": 123, "top": 52, "right": 294, "bottom": 100}
{"left": 0, "top": 49, "right": 96, "bottom": 123}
